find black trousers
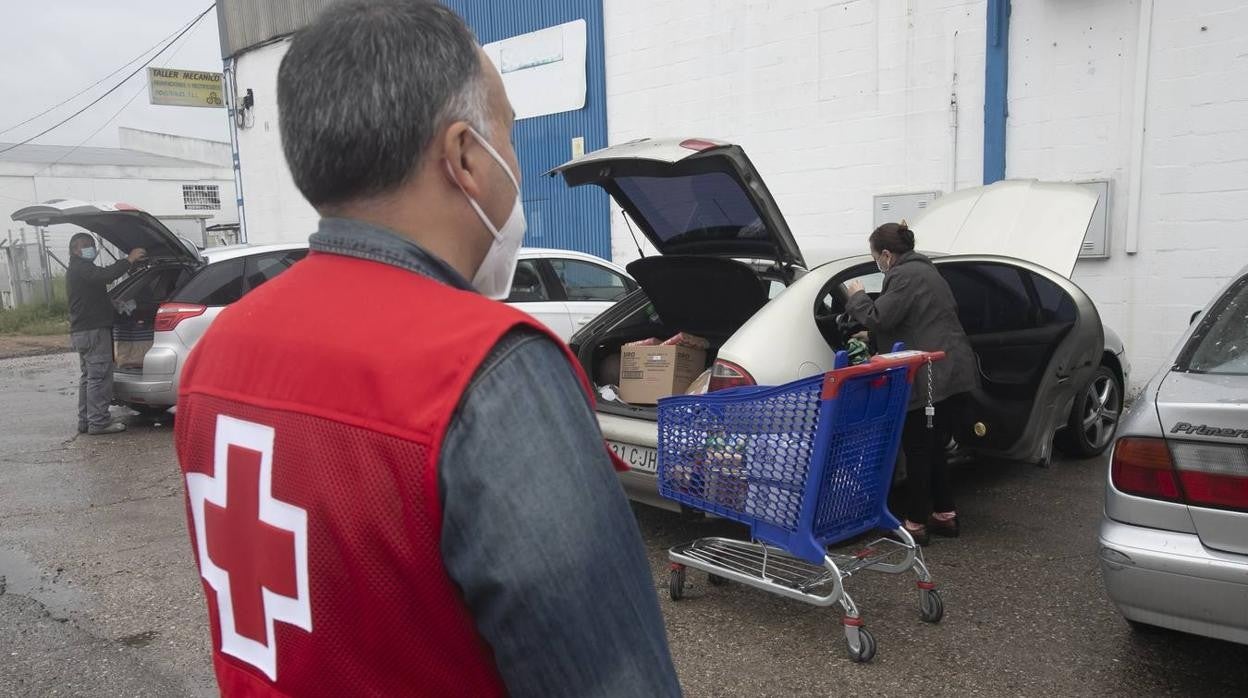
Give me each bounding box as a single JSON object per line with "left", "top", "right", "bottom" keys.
{"left": 899, "top": 394, "right": 966, "bottom": 523}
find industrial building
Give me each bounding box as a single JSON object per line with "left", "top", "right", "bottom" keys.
{"left": 0, "top": 127, "right": 237, "bottom": 307}
{"left": 214, "top": 0, "right": 1248, "bottom": 379}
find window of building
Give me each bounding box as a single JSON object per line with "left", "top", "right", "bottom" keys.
{"left": 183, "top": 184, "right": 221, "bottom": 210}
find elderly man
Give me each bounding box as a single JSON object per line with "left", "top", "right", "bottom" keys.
{"left": 66, "top": 233, "right": 145, "bottom": 435}
{"left": 173, "top": 2, "right": 679, "bottom": 696}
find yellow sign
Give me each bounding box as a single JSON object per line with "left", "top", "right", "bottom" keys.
{"left": 147, "top": 68, "right": 225, "bottom": 108}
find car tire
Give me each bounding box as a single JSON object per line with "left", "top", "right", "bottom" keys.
{"left": 1056, "top": 365, "right": 1123, "bottom": 459}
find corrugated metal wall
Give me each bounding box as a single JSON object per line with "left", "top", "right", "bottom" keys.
{"left": 218, "top": 0, "right": 610, "bottom": 257}
{"left": 217, "top": 0, "right": 336, "bottom": 58}
{"left": 444, "top": 0, "right": 611, "bottom": 258}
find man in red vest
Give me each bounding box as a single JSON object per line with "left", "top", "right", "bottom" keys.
{"left": 174, "top": 1, "right": 680, "bottom": 695}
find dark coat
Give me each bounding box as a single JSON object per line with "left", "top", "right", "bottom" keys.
{"left": 67, "top": 255, "right": 131, "bottom": 333}
{"left": 845, "top": 251, "right": 978, "bottom": 410}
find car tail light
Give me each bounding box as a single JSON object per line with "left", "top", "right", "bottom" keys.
{"left": 1170, "top": 442, "right": 1248, "bottom": 511}
{"left": 679, "top": 138, "right": 719, "bottom": 151}
{"left": 708, "top": 360, "right": 755, "bottom": 392}
{"left": 1110, "top": 437, "right": 1182, "bottom": 502}
{"left": 154, "top": 302, "right": 206, "bottom": 332}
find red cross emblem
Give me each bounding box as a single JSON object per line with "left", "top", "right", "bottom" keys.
{"left": 186, "top": 415, "right": 311, "bottom": 681}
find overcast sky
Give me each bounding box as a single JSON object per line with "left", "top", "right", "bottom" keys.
{"left": 0, "top": 1, "right": 229, "bottom": 148}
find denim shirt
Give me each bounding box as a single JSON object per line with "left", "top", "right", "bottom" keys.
{"left": 310, "top": 219, "right": 681, "bottom": 697}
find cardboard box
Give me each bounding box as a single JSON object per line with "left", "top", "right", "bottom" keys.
{"left": 619, "top": 344, "right": 707, "bottom": 404}
{"left": 114, "top": 340, "right": 152, "bottom": 369}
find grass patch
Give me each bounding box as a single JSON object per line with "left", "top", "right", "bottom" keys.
{"left": 1, "top": 276, "right": 70, "bottom": 336}
{"left": 0, "top": 301, "right": 70, "bottom": 335}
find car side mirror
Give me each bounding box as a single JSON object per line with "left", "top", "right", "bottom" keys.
{"left": 1190, "top": 310, "right": 1202, "bottom": 325}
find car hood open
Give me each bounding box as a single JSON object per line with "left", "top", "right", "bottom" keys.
{"left": 907, "top": 180, "right": 1098, "bottom": 278}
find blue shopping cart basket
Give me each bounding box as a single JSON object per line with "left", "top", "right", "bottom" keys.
{"left": 657, "top": 350, "right": 944, "bottom": 565}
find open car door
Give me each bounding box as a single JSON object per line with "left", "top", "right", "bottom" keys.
{"left": 933, "top": 256, "right": 1104, "bottom": 464}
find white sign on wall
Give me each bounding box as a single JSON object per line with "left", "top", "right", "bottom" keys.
{"left": 483, "top": 19, "right": 587, "bottom": 120}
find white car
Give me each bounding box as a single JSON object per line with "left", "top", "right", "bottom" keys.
{"left": 551, "top": 138, "right": 1130, "bottom": 510}
{"left": 508, "top": 248, "right": 636, "bottom": 341}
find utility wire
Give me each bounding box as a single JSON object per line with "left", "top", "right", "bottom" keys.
{"left": 0, "top": 3, "right": 215, "bottom": 156}
{"left": 33, "top": 16, "right": 206, "bottom": 177}
{"left": 0, "top": 11, "right": 203, "bottom": 138}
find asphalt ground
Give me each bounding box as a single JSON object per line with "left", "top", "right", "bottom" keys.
{"left": 1, "top": 352, "right": 1245, "bottom": 696}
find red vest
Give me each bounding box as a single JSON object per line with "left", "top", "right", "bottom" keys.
{"left": 175, "top": 252, "right": 622, "bottom": 696}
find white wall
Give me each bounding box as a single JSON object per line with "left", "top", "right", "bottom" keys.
{"left": 1, "top": 170, "right": 236, "bottom": 224}
{"left": 603, "top": 0, "right": 987, "bottom": 263}
{"left": 231, "top": 39, "right": 320, "bottom": 244}
{"left": 601, "top": 0, "right": 1248, "bottom": 380}
{"left": 222, "top": 0, "right": 1248, "bottom": 380}
{"left": 1005, "top": 0, "right": 1248, "bottom": 378}
{"left": 1, "top": 170, "right": 238, "bottom": 261}
{"left": 119, "top": 127, "right": 233, "bottom": 167}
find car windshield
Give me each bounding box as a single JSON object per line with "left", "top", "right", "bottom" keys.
{"left": 1178, "top": 276, "right": 1248, "bottom": 375}
{"left": 614, "top": 172, "right": 768, "bottom": 245}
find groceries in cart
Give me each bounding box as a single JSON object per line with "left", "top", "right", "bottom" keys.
{"left": 656, "top": 348, "right": 946, "bottom": 663}
{"left": 618, "top": 332, "right": 711, "bottom": 405}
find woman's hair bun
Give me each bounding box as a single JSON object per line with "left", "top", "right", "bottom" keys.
{"left": 870, "top": 220, "right": 917, "bottom": 254}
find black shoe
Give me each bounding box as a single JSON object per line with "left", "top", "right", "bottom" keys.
{"left": 928, "top": 515, "right": 960, "bottom": 538}
{"left": 901, "top": 522, "right": 930, "bottom": 547}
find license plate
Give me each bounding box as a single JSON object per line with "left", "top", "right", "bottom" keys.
{"left": 608, "top": 441, "right": 658, "bottom": 474}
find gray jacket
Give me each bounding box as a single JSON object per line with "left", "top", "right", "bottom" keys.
{"left": 845, "top": 251, "right": 978, "bottom": 410}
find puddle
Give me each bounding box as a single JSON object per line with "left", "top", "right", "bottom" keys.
{"left": 0, "top": 546, "right": 85, "bottom": 617}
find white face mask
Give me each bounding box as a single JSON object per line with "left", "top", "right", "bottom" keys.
{"left": 81, "top": 246, "right": 98, "bottom": 261}
{"left": 449, "top": 128, "right": 526, "bottom": 300}
{"left": 875, "top": 253, "right": 888, "bottom": 274}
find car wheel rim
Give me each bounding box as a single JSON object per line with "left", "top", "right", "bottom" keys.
{"left": 1081, "top": 374, "right": 1121, "bottom": 450}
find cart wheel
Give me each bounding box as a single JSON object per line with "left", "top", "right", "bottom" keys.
{"left": 669, "top": 566, "right": 686, "bottom": 601}
{"left": 846, "top": 626, "right": 876, "bottom": 663}
{"left": 707, "top": 573, "right": 728, "bottom": 587}
{"left": 919, "top": 588, "right": 944, "bottom": 623}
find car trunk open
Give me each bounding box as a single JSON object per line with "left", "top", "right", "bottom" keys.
{"left": 550, "top": 139, "right": 805, "bottom": 268}
{"left": 577, "top": 256, "right": 775, "bottom": 416}
{"left": 554, "top": 138, "right": 807, "bottom": 415}
{"left": 10, "top": 200, "right": 203, "bottom": 265}
{"left": 108, "top": 265, "right": 195, "bottom": 371}
{"left": 11, "top": 200, "right": 205, "bottom": 370}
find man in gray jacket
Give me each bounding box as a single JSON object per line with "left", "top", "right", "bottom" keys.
{"left": 66, "top": 233, "right": 145, "bottom": 435}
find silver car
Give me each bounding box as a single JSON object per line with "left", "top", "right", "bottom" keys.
{"left": 1100, "top": 265, "right": 1248, "bottom": 645}
{"left": 14, "top": 200, "right": 636, "bottom": 412}
{"left": 112, "top": 243, "right": 308, "bottom": 412}
{"left": 11, "top": 199, "right": 307, "bottom": 415}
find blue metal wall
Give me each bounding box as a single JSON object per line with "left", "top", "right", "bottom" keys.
{"left": 983, "top": 0, "right": 1010, "bottom": 184}
{"left": 443, "top": 0, "right": 611, "bottom": 258}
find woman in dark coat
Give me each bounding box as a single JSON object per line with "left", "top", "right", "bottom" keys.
{"left": 844, "top": 222, "right": 977, "bottom": 544}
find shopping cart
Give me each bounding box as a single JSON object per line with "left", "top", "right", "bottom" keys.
{"left": 657, "top": 349, "right": 945, "bottom": 663}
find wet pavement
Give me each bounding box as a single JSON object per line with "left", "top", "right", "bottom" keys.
{"left": 2, "top": 352, "right": 1246, "bottom": 696}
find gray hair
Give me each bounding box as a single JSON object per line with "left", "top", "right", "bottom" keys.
{"left": 277, "top": 0, "right": 488, "bottom": 208}
{"left": 440, "top": 71, "right": 490, "bottom": 138}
